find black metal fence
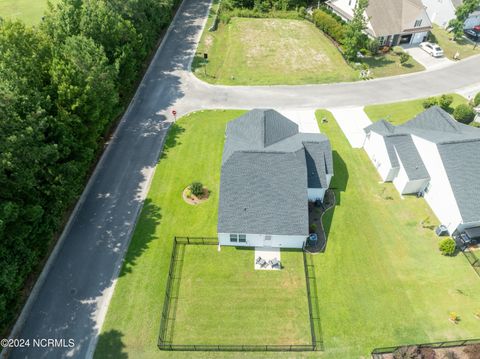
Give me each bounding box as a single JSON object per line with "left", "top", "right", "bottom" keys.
{"left": 303, "top": 251, "right": 324, "bottom": 351}
{"left": 158, "top": 237, "right": 320, "bottom": 352}
{"left": 462, "top": 249, "right": 480, "bottom": 277}
{"left": 371, "top": 338, "right": 480, "bottom": 358}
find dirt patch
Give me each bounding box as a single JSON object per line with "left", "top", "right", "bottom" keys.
{"left": 182, "top": 186, "right": 210, "bottom": 205}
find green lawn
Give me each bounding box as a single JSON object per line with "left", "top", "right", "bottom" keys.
{"left": 431, "top": 24, "right": 480, "bottom": 60}
{"left": 364, "top": 94, "right": 468, "bottom": 125}
{"left": 193, "top": 17, "right": 358, "bottom": 85}
{"left": 362, "top": 47, "right": 425, "bottom": 78}
{"left": 0, "top": 0, "right": 56, "bottom": 25}
{"left": 95, "top": 109, "right": 480, "bottom": 359}
{"left": 166, "top": 245, "right": 310, "bottom": 346}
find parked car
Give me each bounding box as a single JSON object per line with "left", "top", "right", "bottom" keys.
{"left": 464, "top": 28, "right": 480, "bottom": 41}
{"left": 420, "top": 42, "right": 444, "bottom": 57}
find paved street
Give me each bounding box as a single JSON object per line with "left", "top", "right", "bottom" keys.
{"left": 5, "top": 0, "right": 480, "bottom": 358}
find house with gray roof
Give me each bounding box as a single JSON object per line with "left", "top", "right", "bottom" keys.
{"left": 421, "top": 0, "right": 480, "bottom": 29}
{"left": 218, "top": 109, "right": 333, "bottom": 248}
{"left": 364, "top": 106, "right": 480, "bottom": 235}
{"left": 327, "top": 0, "right": 432, "bottom": 46}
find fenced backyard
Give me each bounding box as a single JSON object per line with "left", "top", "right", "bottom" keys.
{"left": 158, "top": 237, "right": 322, "bottom": 352}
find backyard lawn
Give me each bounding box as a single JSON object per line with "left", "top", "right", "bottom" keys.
{"left": 165, "top": 244, "right": 311, "bottom": 346}
{"left": 364, "top": 94, "right": 468, "bottom": 125}
{"left": 431, "top": 24, "right": 480, "bottom": 60}
{"left": 0, "top": 0, "right": 55, "bottom": 25}
{"left": 95, "top": 109, "right": 480, "bottom": 359}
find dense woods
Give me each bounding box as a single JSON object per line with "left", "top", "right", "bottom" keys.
{"left": 0, "top": 0, "right": 176, "bottom": 332}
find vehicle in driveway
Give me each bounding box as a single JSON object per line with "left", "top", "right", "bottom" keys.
{"left": 420, "top": 42, "right": 444, "bottom": 57}
{"left": 464, "top": 28, "right": 480, "bottom": 42}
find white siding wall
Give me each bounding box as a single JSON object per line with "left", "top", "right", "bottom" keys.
{"left": 422, "top": 0, "right": 456, "bottom": 28}
{"left": 218, "top": 233, "right": 307, "bottom": 248}
{"left": 412, "top": 136, "right": 463, "bottom": 234}
{"left": 364, "top": 132, "right": 396, "bottom": 181}
{"left": 393, "top": 154, "right": 429, "bottom": 195}
{"left": 393, "top": 162, "right": 410, "bottom": 194}
{"left": 308, "top": 188, "right": 326, "bottom": 201}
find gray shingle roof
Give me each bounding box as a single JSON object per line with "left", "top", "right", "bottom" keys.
{"left": 218, "top": 109, "right": 333, "bottom": 236}
{"left": 389, "top": 136, "right": 430, "bottom": 181}
{"left": 218, "top": 150, "right": 309, "bottom": 236}
{"left": 365, "top": 106, "right": 480, "bottom": 223}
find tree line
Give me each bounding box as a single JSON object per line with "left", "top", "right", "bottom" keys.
{"left": 0, "top": 0, "right": 176, "bottom": 333}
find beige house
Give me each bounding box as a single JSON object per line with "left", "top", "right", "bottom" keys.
{"left": 327, "top": 0, "right": 432, "bottom": 46}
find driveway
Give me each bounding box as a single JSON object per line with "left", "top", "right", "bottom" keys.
{"left": 328, "top": 107, "right": 372, "bottom": 148}
{"left": 402, "top": 45, "right": 453, "bottom": 71}
{"left": 5, "top": 0, "right": 480, "bottom": 357}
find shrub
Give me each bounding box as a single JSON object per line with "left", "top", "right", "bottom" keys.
{"left": 312, "top": 9, "right": 345, "bottom": 44}
{"left": 449, "top": 311, "right": 459, "bottom": 323}
{"left": 399, "top": 52, "right": 410, "bottom": 66}
{"left": 366, "top": 38, "right": 380, "bottom": 55}
{"left": 438, "top": 94, "right": 453, "bottom": 111}
{"left": 439, "top": 238, "right": 456, "bottom": 256}
{"left": 474, "top": 92, "right": 480, "bottom": 107}
{"left": 309, "top": 223, "right": 318, "bottom": 233}
{"left": 453, "top": 104, "right": 475, "bottom": 124}
{"left": 190, "top": 182, "right": 204, "bottom": 197}
{"left": 422, "top": 97, "right": 439, "bottom": 109}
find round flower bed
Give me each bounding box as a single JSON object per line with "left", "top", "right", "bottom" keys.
{"left": 182, "top": 185, "right": 210, "bottom": 205}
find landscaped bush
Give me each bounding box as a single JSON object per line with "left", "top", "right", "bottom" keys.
{"left": 439, "top": 94, "right": 454, "bottom": 111}
{"left": 399, "top": 52, "right": 411, "bottom": 66}
{"left": 220, "top": 8, "right": 304, "bottom": 23}
{"left": 190, "top": 182, "right": 204, "bottom": 197}
{"left": 439, "top": 238, "right": 456, "bottom": 256}
{"left": 453, "top": 104, "right": 475, "bottom": 124}
{"left": 422, "top": 97, "right": 439, "bottom": 109}
{"left": 474, "top": 92, "right": 480, "bottom": 107}
{"left": 366, "top": 38, "right": 380, "bottom": 55}
{"left": 312, "top": 9, "right": 345, "bottom": 44}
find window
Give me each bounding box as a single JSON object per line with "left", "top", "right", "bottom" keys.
{"left": 239, "top": 234, "right": 246, "bottom": 243}
{"left": 230, "top": 234, "right": 238, "bottom": 242}
{"left": 414, "top": 19, "right": 422, "bottom": 27}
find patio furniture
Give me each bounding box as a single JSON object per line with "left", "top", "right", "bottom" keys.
{"left": 269, "top": 258, "right": 281, "bottom": 269}
{"left": 256, "top": 257, "right": 268, "bottom": 268}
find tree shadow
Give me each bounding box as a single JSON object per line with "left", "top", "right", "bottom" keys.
{"left": 362, "top": 55, "right": 396, "bottom": 69}
{"left": 119, "top": 199, "right": 162, "bottom": 277}
{"left": 94, "top": 330, "right": 128, "bottom": 359}
{"left": 161, "top": 122, "right": 185, "bottom": 159}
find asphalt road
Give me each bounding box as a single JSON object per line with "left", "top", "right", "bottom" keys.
{"left": 6, "top": 0, "right": 480, "bottom": 357}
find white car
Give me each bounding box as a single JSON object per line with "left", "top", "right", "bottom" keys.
{"left": 420, "top": 42, "right": 444, "bottom": 57}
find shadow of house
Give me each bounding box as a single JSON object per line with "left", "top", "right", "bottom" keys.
{"left": 329, "top": 151, "right": 348, "bottom": 205}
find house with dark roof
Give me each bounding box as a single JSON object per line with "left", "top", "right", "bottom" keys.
{"left": 421, "top": 0, "right": 480, "bottom": 29}
{"left": 327, "top": 0, "right": 432, "bottom": 46}
{"left": 218, "top": 109, "right": 333, "bottom": 248}
{"left": 364, "top": 106, "right": 480, "bottom": 235}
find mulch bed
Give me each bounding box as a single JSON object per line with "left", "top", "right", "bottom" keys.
{"left": 182, "top": 187, "right": 210, "bottom": 205}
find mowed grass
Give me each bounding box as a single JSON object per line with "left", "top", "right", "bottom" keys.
{"left": 362, "top": 47, "right": 425, "bottom": 78}
{"left": 193, "top": 17, "right": 358, "bottom": 85}
{"left": 314, "top": 110, "right": 480, "bottom": 357}
{"left": 0, "top": 0, "right": 56, "bottom": 25}
{"left": 431, "top": 24, "right": 480, "bottom": 60}
{"left": 364, "top": 94, "right": 468, "bottom": 125}
{"left": 169, "top": 245, "right": 310, "bottom": 345}
{"left": 96, "top": 109, "right": 480, "bottom": 359}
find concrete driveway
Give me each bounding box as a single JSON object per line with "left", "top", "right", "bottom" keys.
{"left": 402, "top": 45, "right": 453, "bottom": 71}
{"left": 278, "top": 109, "right": 320, "bottom": 133}
{"left": 328, "top": 107, "right": 372, "bottom": 148}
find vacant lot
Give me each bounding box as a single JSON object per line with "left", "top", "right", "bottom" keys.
{"left": 0, "top": 0, "right": 55, "bottom": 25}
{"left": 193, "top": 17, "right": 358, "bottom": 85}
{"left": 96, "top": 109, "right": 480, "bottom": 359}
{"left": 364, "top": 94, "right": 468, "bottom": 125}
{"left": 431, "top": 24, "right": 480, "bottom": 60}
{"left": 166, "top": 245, "right": 311, "bottom": 346}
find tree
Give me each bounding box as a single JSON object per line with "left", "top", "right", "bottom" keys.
{"left": 422, "top": 97, "right": 438, "bottom": 109}
{"left": 453, "top": 104, "right": 475, "bottom": 124}
{"left": 448, "top": 0, "right": 480, "bottom": 40}
{"left": 190, "top": 182, "right": 204, "bottom": 197}
{"left": 474, "top": 92, "right": 480, "bottom": 107}
{"left": 399, "top": 52, "right": 410, "bottom": 66}
{"left": 343, "top": 0, "right": 369, "bottom": 61}
{"left": 439, "top": 94, "right": 454, "bottom": 111}
{"left": 439, "top": 238, "right": 456, "bottom": 256}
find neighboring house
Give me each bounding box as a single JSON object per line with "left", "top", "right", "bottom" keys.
{"left": 218, "top": 109, "right": 333, "bottom": 249}
{"left": 421, "top": 0, "right": 480, "bottom": 28}
{"left": 364, "top": 106, "right": 480, "bottom": 235}
{"left": 327, "top": 0, "right": 432, "bottom": 46}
